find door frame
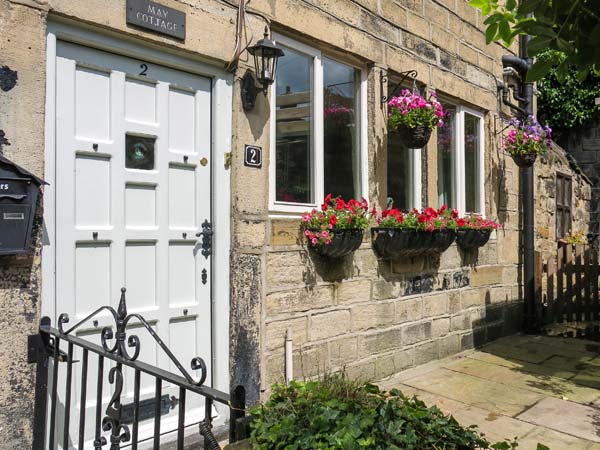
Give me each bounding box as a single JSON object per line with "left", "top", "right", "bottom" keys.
{"left": 42, "top": 20, "right": 233, "bottom": 396}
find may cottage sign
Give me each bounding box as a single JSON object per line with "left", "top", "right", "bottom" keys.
{"left": 126, "top": 0, "right": 186, "bottom": 40}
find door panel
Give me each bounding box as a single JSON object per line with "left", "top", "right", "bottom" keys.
{"left": 54, "top": 41, "right": 212, "bottom": 448}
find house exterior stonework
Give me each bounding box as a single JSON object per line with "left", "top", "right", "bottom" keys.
{"left": 0, "top": 0, "right": 591, "bottom": 448}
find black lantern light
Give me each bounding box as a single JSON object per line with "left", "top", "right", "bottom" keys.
{"left": 241, "top": 27, "right": 284, "bottom": 111}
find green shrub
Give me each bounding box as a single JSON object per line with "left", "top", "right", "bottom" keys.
{"left": 250, "top": 375, "right": 549, "bottom": 450}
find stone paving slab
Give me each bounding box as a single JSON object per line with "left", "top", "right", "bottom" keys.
{"left": 517, "top": 396, "right": 600, "bottom": 443}
{"left": 401, "top": 367, "right": 546, "bottom": 416}
{"left": 442, "top": 357, "right": 600, "bottom": 404}
{"left": 380, "top": 334, "right": 600, "bottom": 450}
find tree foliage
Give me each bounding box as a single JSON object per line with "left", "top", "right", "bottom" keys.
{"left": 468, "top": 0, "right": 600, "bottom": 81}
{"left": 536, "top": 50, "right": 600, "bottom": 139}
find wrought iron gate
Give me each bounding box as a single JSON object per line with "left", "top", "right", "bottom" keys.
{"left": 28, "top": 288, "right": 247, "bottom": 450}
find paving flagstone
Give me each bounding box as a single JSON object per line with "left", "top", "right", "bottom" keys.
{"left": 401, "top": 367, "right": 546, "bottom": 416}
{"left": 517, "top": 397, "right": 600, "bottom": 443}
{"left": 379, "top": 334, "right": 600, "bottom": 449}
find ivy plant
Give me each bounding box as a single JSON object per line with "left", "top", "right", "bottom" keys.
{"left": 250, "top": 375, "right": 551, "bottom": 450}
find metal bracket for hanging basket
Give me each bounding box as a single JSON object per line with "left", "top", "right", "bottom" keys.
{"left": 380, "top": 69, "right": 418, "bottom": 104}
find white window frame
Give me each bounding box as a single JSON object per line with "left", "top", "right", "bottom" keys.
{"left": 269, "top": 34, "right": 368, "bottom": 215}
{"left": 438, "top": 103, "right": 485, "bottom": 215}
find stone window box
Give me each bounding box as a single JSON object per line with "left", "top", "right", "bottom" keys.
{"left": 371, "top": 228, "right": 455, "bottom": 259}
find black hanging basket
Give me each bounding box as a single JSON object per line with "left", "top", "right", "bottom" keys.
{"left": 510, "top": 152, "right": 538, "bottom": 168}
{"left": 391, "top": 125, "right": 433, "bottom": 148}
{"left": 371, "top": 228, "right": 455, "bottom": 259}
{"left": 456, "top": 229, "right": 492, "bottom": 250}
{"left": 308, "top": 229, "right": 364, "bottom": 258}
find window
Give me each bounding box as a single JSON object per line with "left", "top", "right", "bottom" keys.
{"left": 556, "top": 173, "right": 572, "bottom": 238}
{"left": 436, "top": 102, "right": 485, "bottom": 215}
{"left": 387, "top": 83, "right": 422, "bottom": 211}
{"left": 270, "top": 35, "right": 366, "bottom": 213}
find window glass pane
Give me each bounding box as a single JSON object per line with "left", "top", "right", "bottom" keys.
{"left": 275, "top": 46, "right": 313, "bottom": 203}
{"left": 464, "top": 113, "right": 481, "bottom": 213}
{"left": 323, "top": 58, "right": 360, "bottom": 200}
{"left": 437, "top": 105, "right": 456, "bottom": 207}
{"left": 387, "top": 135, "right": 412, "bottom": 210}
{"left": 126, "top": 135, "right": 155, "bottom": 170}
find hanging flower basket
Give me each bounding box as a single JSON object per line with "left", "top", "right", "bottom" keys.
{"left": 371, "top": 228, "right": 455, "bottom": 258}
{"left": 301, "top": 195, "right": 371, "bottom": 259}
{"left": 503, "top": 116, "right": 552, "bottom": 168}
{"left": 391, "top": 126, "right": 433, "bottom": 149}
{"left": 510, "top": 152, "right": 538, "bottom": 168}
{"left": 309, "top": 228, "right": 364, "bottom": 258}
{"left": 455, "top": 215, "right": 499, "bottom": 250}
{"left": 456, "top": 229, "right": 492, "bottom": 250}
{"left": 388, "top": 90, "right": 444, "bottom": 149}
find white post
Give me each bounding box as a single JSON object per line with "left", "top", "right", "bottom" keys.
{"left": 285, "top": 328, "right": 293, "bottom": 384}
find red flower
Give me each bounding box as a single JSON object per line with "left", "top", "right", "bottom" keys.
{"left": 336, "top": 198, "right": 346, "bottom": 210}
{"left": 330, "top": 214, "right": 338, "bottom": 226}
{"left": 457, "top": 218, "right": 466, "bottom": 227}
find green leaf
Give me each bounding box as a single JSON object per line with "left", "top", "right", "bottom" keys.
{"left": 527, "top": 36, "right": 552, "bottom": 56}
{"left": 468, "top": 0, "right": 488, "bottom": 8}
{"left": 506, "top": 0, "right": 516, "bottom": 11}
{"left": 499, "top": 21, "right": 512, "bottom": 43}
{"left": 536, "top": 444, "right": 551, "bottom": 450}
{"left": 526, "top": 59, "right": 555, "bottom": 82}
{"left": 518, "top": 0, "right": 544, "bottom": 15}
{"left": 485, "top": 23, "right": 499, "bottom": 44}
{"left": 484, "top": 12, "right": 505, "bottom": 25}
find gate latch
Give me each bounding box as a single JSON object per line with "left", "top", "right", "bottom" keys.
{"left": 196, "top": 219, "right": 213, "bottom": 259}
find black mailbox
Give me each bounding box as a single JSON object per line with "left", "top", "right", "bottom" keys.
{"left": 0, "top": 155, "right": 47, "bottom": 255}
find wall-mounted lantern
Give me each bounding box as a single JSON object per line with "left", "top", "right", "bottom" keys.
{"left": 241, "top": 27, "right": 285, "bottom": 111}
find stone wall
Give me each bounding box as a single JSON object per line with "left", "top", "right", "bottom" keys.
{"left": 535, "top": 144, "right": 592, "bottom": 261}
{"left": 560, "top": 118, "right": 600, "bottom": 235}
{"left": 0, "top": 0, "right": 48, "bottom": 446}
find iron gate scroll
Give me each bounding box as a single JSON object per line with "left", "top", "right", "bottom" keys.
{"left": 28, "top": 288, "right": 247, "bottom": 450}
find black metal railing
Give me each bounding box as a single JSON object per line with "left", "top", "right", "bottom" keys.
{"left": 28, "top": 288, "right": 247, "bottom": 450}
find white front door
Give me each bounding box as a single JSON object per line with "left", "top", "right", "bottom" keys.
{"left": 53, "top": 40, "right": 215, "bottom": 447}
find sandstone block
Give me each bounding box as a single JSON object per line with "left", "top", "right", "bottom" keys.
{"left": 345, "top": 359, "right": 376, "bottom": 382}
{"left": 310, "top": 309, "right": 351, "bottom": 340}
{"left": 422, "top": 293, "right": 449, "bottom": 317}
{"left": 451, "top": 312, "right": 471, "bottom": 331}
{"left": 336, "top": 279, "right": 372, "bottom": 304}
{"left": 329, "top": 336, "right": 359, "bottom": 367}
{"left": 271, "top": 219, "right": 301, "bottom": 246}
{"left": 424, "top": 1, "right": 449, "bottom": 28}
{"left": 413, "top": 340, "right": 439, "bottom": 366}
{"left": 470, "top": 266, "right": 502, "bottom": 287}
{"left": 406, "top": 10, "right": 430, "bottom": 40}
{"left": 266, "top": 286, "right": 334, "bottom": 315}
{"left": 372, "top": 280, "right": 401, "bottom": 300}
{"left": 402, "top": 321, "right": 432, "bottom": 345}
{"left": 438, "top": 334, "right": 460, "bottom": 358}
{"left": 294, "top": 343, "right": 329, "bottom": 379}
{"left": 237, "top": 220, "right": 266, "bottom": 249}
{"left": 265, "top": 317, "right": 308, "bottom": 351}
{"left": 460, "top": 288, "right": 486, "bottom": 309}
{"left": 359, "top": 328, "right": 402, "bottom": 357}
{"left": 395, "top": 297, "right": 423, "bottom": 323}
{"left": 352, "top": 301, "right": 395, "bottom": 331}
{"left": 432, "top": 317, "right": 451, "bottom": 337}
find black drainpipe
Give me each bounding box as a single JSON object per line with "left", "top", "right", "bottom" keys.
{"left": 500, "top": 32, "right": 536, "bottom": 332}
{"left": 520, "top": 32, "right": 536, "bottom": 333}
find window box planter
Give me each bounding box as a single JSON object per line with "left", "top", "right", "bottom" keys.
{"left": 371, "top": 228, "right": 455, "bottom": 258}
{"left": 391, "top": 125, "right": 433, "bottom": 149}
{"left": 308, "top": 228, "right": 364, "bottom": 258}
{"left": 456, "top": 228, "right": 492, "bottom": 250}
{"left": 510, "top": 152, "right": 538, "bottom": 168}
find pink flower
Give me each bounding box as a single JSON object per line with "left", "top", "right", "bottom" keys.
{"left": 311, "top": 238, "right": 318, "bottom": 246}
